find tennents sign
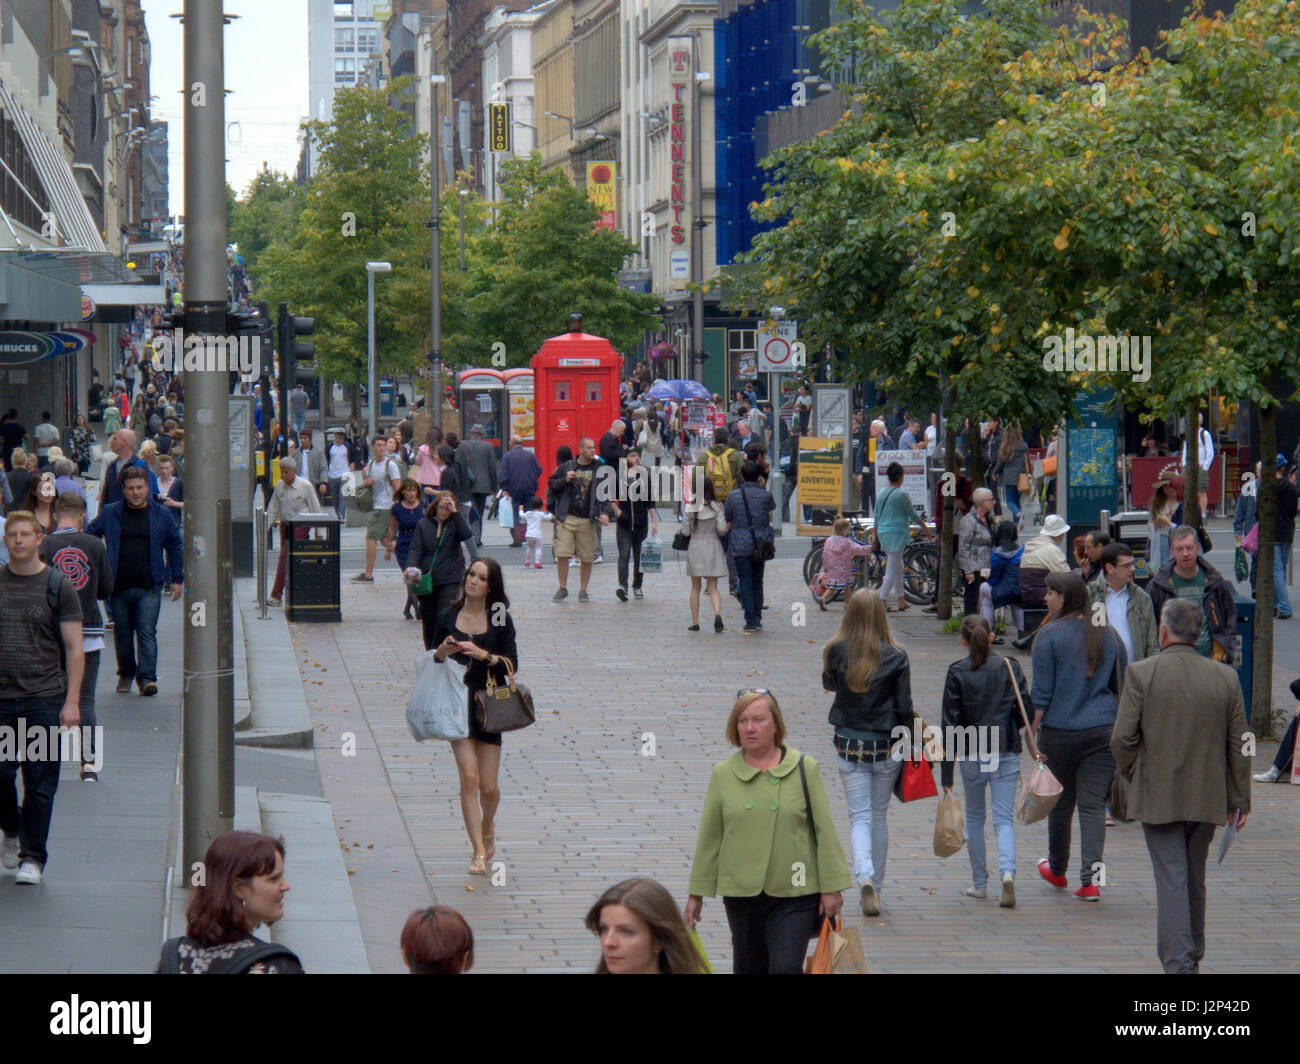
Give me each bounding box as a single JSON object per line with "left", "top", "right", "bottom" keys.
{"left": 668, "top": 40, "right": 691, "bottom": 244}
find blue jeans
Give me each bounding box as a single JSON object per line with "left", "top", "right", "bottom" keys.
{"left": 0, "top": 695, "right": 63, "bottom": 867}
{"left": 1001, "top": 484, "right": 1021, "bottom": 520}
{"left": 1275, "top": 544, "right": 1293, "bottom": 618}
{"left": 291, "top": 411, "right": 306, "bottom": 434}
{"left": 836, "top": 754, "right": 903, "bottom": 889}
{"left": 733, "top": 554, "right": 765, "bottom": 627}
{"left": 110, "top": 587, "right": 162, "bottom": 684}
{"left": 959, "top": 750, "right": 1020, "bottom": 889}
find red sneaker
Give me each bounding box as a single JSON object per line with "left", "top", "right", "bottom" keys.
{"left": 1038, "top": 859, "right": 1068, "bottom": 890}
{"left": 1074, "top": 884, "right": 1101, "bottom": 902}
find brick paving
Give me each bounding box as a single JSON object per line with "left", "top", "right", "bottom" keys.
{"left": 291, "top": 519, "right": 1300, "bottom": 974}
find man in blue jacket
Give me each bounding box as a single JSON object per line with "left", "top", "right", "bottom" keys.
{"left": 497, "top": 434, "right": 542, "bottom": 548}
{"left": 87, "top": 465, "right": 183, "bottom": 696}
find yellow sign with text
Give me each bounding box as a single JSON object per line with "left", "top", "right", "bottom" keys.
{"left": 798, "top": 435, "right": 844, "bottom": 517}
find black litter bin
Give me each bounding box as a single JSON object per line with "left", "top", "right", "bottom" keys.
{"left": 284, "top": 513, "right": 341, "bottom": 622}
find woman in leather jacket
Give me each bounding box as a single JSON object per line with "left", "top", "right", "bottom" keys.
{"left": 941, "top": 615, "right": 1032, "bottom": 908}
{"left": 822, "top": 589, "right": 912, "bottom": 917}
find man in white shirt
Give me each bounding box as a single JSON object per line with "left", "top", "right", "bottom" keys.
{"left": 267, "top": 456, "right": 323, "bottom": 606}
{"left": 1087, "top": 542, "right": 1160, "bottom": 663}
{"left": 327, "top": 429, "right": 352, "bottom": 520}
{"left": 1180, "top": 414, "right": 1215, "bottom": 518}
{"left": 925, "top": 413, "right": 939, "bottom": 457}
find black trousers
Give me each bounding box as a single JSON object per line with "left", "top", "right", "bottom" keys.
{"left": 1038, "top": 724, "right": 1115, "bottom": 886}
{"left": 616, "top": 523, "right": 647, "bottom": 589}
{"left": 419, "top": 582, "right": 462, "bottom": 650}
{"left": 723, "top": 892, "right": 820, "bottom": 974}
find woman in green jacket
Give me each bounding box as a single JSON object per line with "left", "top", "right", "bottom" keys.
{"left": 684, "top": 690, "right": 852, "bottom": 974}
{"left": 875, "top": 460, "right": 929, "bottom": 612}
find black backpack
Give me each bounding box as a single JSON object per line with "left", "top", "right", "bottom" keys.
{"left": 156, "top": 936, "right": 301, "bottom": 974}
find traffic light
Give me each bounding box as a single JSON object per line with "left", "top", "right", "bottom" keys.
{"left": 276, "top": 303, "right": 317, "bottom": 450}
{"left": 277, "top": 303, "right": 316, "bottom": 388}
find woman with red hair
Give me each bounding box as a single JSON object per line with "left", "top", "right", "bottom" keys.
{"left": 401, "top": 906, "right": 474, "bottom": 973}
{"left": 155, "top": 831, "right": 303, "bottom": 974}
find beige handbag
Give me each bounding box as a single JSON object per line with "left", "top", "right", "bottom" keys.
{"left": 1004, "top": 657, "right": 1063, "bottom": 824}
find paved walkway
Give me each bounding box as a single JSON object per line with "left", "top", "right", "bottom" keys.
{"left": 0, "top": 599, "right": 183, "bottom": 974}
{"left": 292, "top": 515, "right": 1300, "bottom": 974}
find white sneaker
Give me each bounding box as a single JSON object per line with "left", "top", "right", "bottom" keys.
{"left": 15, "top": 860, "right": 42, "bottom": 885}
{"left": 1254, "top": 766, "right": 1282, "bottom": 783}
{"left": 1, "top": 834, "right": 18, "bottom": 869}
{"left": 963, "top": 885, "right": 987, "bottom": 899}
{"left": 1000, "top": 873, "right": 1016, "bottom": 909}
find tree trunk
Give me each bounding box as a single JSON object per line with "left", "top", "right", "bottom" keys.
{"left": 349, "top": 382, "right": 360, "bottom": 420}
{"left": 966, "top": 420, "right": 985, "bottom": 486}
{"left": 1251, "top": 405, "right": 1277, "bottom": 739}
{"left": 938, "top": 381, "right": 958, "bottom": 621}
{"left": 1183, "top": 398, "right": 1201, "bottom": 532}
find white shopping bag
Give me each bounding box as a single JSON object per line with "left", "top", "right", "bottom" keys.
{"left": 406, "top": 651, "right": 469, "bottom": 741}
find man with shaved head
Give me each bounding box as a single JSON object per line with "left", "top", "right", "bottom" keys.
{"left": 547, "top": 437, "right": 615, "bottom": 603}
{"left": 100, "top": 429, "right": 159, "bottom": 508}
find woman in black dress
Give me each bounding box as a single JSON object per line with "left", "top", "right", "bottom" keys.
{"left": 408, "top": 490, "right": 476, "bottom": 643}
{"left": 431, "top": 557, "right": 518, "bottom": 876}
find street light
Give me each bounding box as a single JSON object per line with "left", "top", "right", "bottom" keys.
{"left": 429, "top": 69, "right": 446, "bottom": 433}
{"left": 365, "top": 261, "right": 393, "bottom": 440}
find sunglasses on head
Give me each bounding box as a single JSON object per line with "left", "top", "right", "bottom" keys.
{"left": 736, "top": 688, "right": 772, "bottom": 699}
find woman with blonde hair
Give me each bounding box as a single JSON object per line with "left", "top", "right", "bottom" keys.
{"left": 822, "top": 588, "right": 912, "bottom": 916}
{"left": 586, "top": 878, "right": 709, "bottom": 974}
{"left": 137, "top": 438, "right": 159, "bottom": 472}
{"left": 685, "top": 689, "right": 850, "bottom": 973}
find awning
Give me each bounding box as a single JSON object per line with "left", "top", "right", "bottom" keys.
{"left": 0, "top": 82, "right": 106, "bottom": 254}
{"left": 0, "top": 251, "right": 143, "bottom": 321}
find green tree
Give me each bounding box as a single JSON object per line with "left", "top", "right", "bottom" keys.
{"left": 257, "top": 80, "right": 431, "bottom": 391}
{"left": 456, "top": 154, "right": 660, "bottom": 366}
{"left": 229, "top": 166, "right": 298, "bottom": 284}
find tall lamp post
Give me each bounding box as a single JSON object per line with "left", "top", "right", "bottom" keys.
{"left": 366, "top": 260, "right": 392, "bottom": 441}
{"left": 691, "top": 54, "right": 711, "bottom": 385}
{"left": 430, "top": 68, "right": 446, "bottom": 433}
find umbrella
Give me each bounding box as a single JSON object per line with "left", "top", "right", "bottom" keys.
{"left": 645, "top": 378, "right": 711, "bottom": 401}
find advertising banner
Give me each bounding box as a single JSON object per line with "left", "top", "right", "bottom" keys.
{"left": 587, "top": 162, "right": 616, "bottom": 231}
{"left": 875, "top": 449, "right": 931, "bottom": 520}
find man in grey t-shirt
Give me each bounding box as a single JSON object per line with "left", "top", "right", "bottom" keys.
{"left": 0, "top": 512, "right": 84, "bottom": 885}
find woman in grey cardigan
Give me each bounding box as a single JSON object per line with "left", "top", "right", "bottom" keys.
{"left": 957, "top": 488, "right": 996, "bottom": 616}
{"left": 683, "top": 478, "right": 729, "bottom": 632}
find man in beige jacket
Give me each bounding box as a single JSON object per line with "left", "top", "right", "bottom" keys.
{"left": 1110, "top": 597, "right": 1251, "bottom": 974}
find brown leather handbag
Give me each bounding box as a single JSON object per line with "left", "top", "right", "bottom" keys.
{"left": 473, "top": 658, "right": 536, "bottom": 733}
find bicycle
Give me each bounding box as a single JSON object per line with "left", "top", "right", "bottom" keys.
{"left": 901, "top": 539, "right": 969, "bottom": 606}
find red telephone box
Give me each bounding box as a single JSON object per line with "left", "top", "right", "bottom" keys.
{"left": 531, "top": 326, "right": 622, "bottom": 500}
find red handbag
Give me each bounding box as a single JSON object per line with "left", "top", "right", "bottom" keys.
{"left": 894, "top": 739, "right": 938, "bottom": 802}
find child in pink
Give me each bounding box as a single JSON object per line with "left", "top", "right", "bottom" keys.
{"left": 818, "top": 517, "right": 873, "bottom": 609}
